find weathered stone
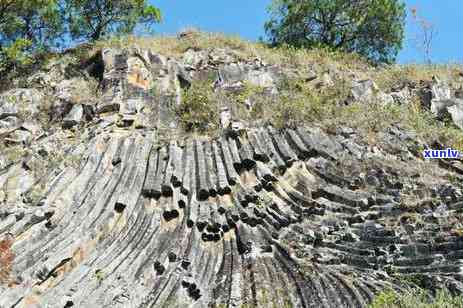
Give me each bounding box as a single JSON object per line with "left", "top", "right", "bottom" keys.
{"left": 54, "top": 78, "right": 93, "bottom": 104}
{"left": 3, "top": 128, "right": 32, "bottom": 145}
{"left": 217, "top": 62, "right": 278, "bottom": 92}
{"left": 447, "top": 103, "right": 463, "bottom": 129}
{"left": 350, "top": 79, "right": 378, "bottom": 102}
{"left": 62, "top": 104, "right": 93, "bottom": 129}
{"left": 428, "top": 98, "right": 463, "bottom": 129}
{"left": 2, "top": 46, "right": 463, "bottom": 308}
{"left": 0, "top": 88, "right": 43, "bottom": 123}
{"left": 390, "top": 87, "right": 411, "bottom": 105}
{"left": 219, "top": 107, "right": 232, "bottom": 129}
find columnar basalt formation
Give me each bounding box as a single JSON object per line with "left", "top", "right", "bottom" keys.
{"left": 1, "top": 125, "right": 463, "bottom": 307}
{"left": 1, "top": 46, "right": 463, "bottom": 307}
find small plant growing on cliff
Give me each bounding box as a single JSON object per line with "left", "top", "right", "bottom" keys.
{"left": 94, "top": 269, "right": 104, "bottom": 284}
{"left": 177, "top": 80, "right": 219, "bottom": 133}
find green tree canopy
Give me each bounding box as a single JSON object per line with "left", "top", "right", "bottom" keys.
{"left": 66, "top": 0, "right": 162, "bottom": 41}
{"left": 0, "top": 0, "right": 63, "bottom": 69}
{"left": 265, "top": 0, "right": 406, "bottom": 63}
{"left": 0, "top": 0, "right": 161, "bottom": 72}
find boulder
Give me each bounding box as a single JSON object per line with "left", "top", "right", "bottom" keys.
{"left": 182, "top": 49, "right": 209, "bottom": 68}
{"left": 0, "top": 99, "right": 18, "bottom": 120}
{"left": 448, "top": 103, "right": 463, "bottom": 129}
{"left": 431, "top": 76, "right": 451, "bottom": 101}
{"left": 54, "top": 78, "right": 92, "bottom": 103}
{"left": 420, "top": 76, "right": 451, "bottom": 109}
{"left": 350, "top": 79, "right": 378, "bottom": 102}
{"left": 0, "top": 165, "right": 35, "bottom": 204}
{"left": 217, "top": 62, "right": 279, "bottom": 92}
{"left": 62, "top": 104, "right": 94, "bottom": 129}
{"left": 314, "top": 72, "right": 334, "bottom": 88}
{"left": 0, "top": 88, "right": 43, "bottom": 119}
{"left": 3, "top": 129, "right": 32, "bottom": 145}
{"left": 0, "top": 116, "right": 20, "bottom": 134}
{"left": 219, "top": 107, "right": 232, "bottom": 129}
{"left": 429, "top": 98, "right": 463, "bottom": 129}
{"left": 377, "top": 92, "right": 395, "bottom": 105}
{"left": 390, "top": 87, "right": 411, "bottom": 105}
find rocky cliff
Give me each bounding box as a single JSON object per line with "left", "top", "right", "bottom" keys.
{"left": 1, "top": 33, "right": 463, "bottom": 307}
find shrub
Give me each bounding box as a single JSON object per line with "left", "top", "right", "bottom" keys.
{"left": 370, "top": 288, "right": 463, "bottom": 308}
{"left": 176, "top": 80, "right": 219, "bottom": 133}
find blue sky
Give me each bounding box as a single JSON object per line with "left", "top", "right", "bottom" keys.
{"left": 151, "top": 1, "right": 462, "bottom": 64}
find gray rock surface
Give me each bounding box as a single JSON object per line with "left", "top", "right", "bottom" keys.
{"left": 2, "top": 45, "right": 463, "bottom": 308}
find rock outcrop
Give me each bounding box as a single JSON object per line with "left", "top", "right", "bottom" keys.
{"left": 1, "top": 44, "right": 463, "bottom": 307}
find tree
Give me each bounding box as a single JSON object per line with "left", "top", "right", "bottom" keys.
{"left": 0, "top": 0, "right": 63, "bottom": 69}
{"left": 66, "top": 0, "right": 162, "bottom": 41}
{"left": 0, "top": 0, "right": 162, "bottom": 73}
{"left": 264, "top": 0, "right": 406, "bottom": 63}
{"left": 410, "top": 6, "right": 436, "bottom": 64}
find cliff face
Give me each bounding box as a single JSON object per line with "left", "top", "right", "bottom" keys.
{"left": 1, "top": 35, "right": 463, "bottom": 307}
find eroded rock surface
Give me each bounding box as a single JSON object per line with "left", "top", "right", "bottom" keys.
{"left": 1, "top": 122, "right": 463, "bottom": 307}
{"left": 1, "top": 46, "right": 463, "bottom": 308}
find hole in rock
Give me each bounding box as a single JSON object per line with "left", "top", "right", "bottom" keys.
{"left": 112, "top": 158, "right": 121, "bottom": 166}
{"left": 64, "top": 300, "right": 74, "bottom": 307}
{"left": 114, "top": 202, "right": 126, "bottom": 213}
{"left": 181, "top": 260, "right": 190, "bottom": 270}
{"left": 162, "top": 186, "right": 173, "bottom": 197}
{"left": 197, "top": 189, "right": 209, "bottom": 201}
{"left": 196, "top": 221, "right": 207, "bottom": 232}
{"left": 163, "top": 210, "right": 179, "bottom": 221}
{"left": 221, "top": 224, "right": 230, "bottom": 233}
{"left": 153, "top": 261, "right": 165, "bottom": 275}
{"left": 168, "top": 252, "right": 176, "bottom": 262}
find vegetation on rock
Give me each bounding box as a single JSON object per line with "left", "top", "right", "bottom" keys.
{"left": 177, "top": 80, "right": 219, "bottom": 133}
{"left": 370, "top": 288, "right": 463, "bottom": 308}
{"left": 2, "top": 23, "right": 463, "bottom": 306}
{"left": 0, "top": 0, "right": 63, "bottom": 70}
{"left": 0, "top": 0, "right": 161, "bottom": 73}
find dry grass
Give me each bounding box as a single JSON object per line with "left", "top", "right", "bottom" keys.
{"left": 91, "top": 30, "right": 369, "bottom": 72}
{"left": 370, "top": 288, "right": 463, "bottom": 308}
{"left": 374, "top": 63, "right": 463, "bottom": 91}
{"left": 52, "top": 30, "right": 463, "bottom": 150}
